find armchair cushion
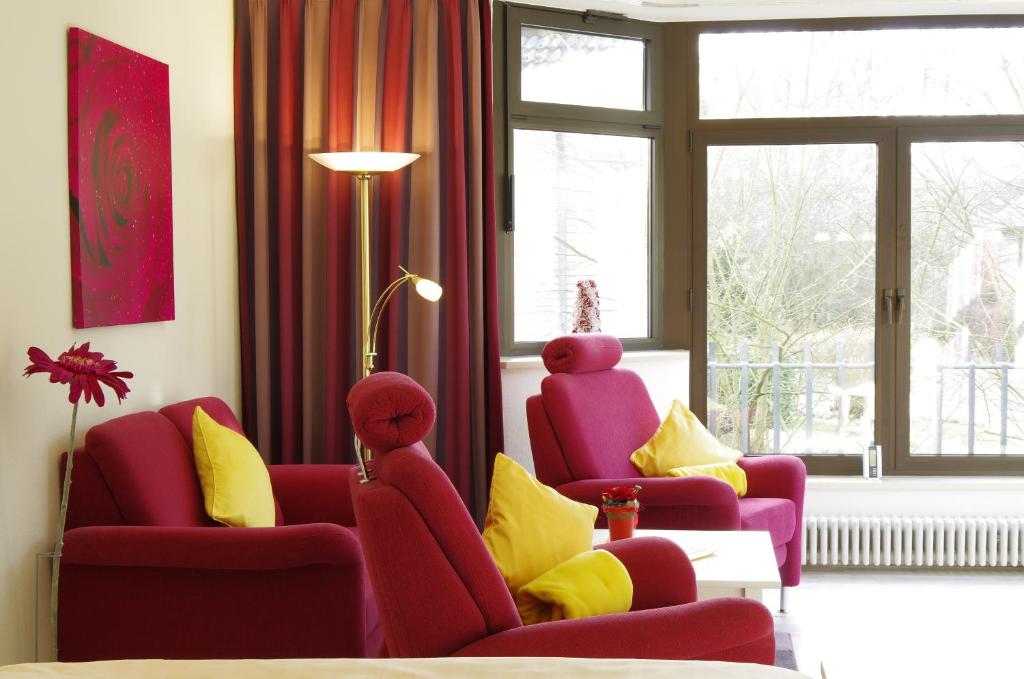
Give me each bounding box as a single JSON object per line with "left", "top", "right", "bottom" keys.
{"left": 596, "top": 536, "right": 697, "bottom": 610}
{"left": 192, "top": 406, "right": 275, "bottom": 527}
{"left": 61, "top": 523, "right": 362, "bottom": 571}
{"left": 482, "top": 453, "right": 597, "bottom": 596}
{"left": 542, "top": 370, "right": 660, "bottom": 479}
{"left": 630, "top": 400, "right": 742, "bottom": 476}
{"left": 541, "top": 333, "right": 623, "bottom": 374}
{"left": 738, "top": 498, "right": 797, "bottom": 548}
{"left": 515, "top": 549, "right": 632, "bottom": 625}
{"left": 452, "top": 598, "right": 775, "bottom": 664}
{"left": 668, "top": 462, "right": 747, "bottom": 497}
{"left": 347, "top": 371, "right": 436, "bottom": 454}
{"left": 85, "top": 411, "right": 211, "bottom": 527}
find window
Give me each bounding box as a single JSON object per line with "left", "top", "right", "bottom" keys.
{"left": 521, "top": 27, "right": 646, "bottom": 110}
{"left": 500, "top": 7, "right": 662, "bottom": 353}
{"left": 513, "top": 129, "right": 652, "bottom": 342}
{"left": 496, "top": 7, "right": 1024, "bottom": 475}
{"left": 690, "top": 19, "right": 1024, "bottom": 475}
{"left": 700, "top": 27, "right": 1024, "bottom": 119}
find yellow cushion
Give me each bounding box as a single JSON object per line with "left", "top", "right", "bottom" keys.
{"left": 482, "top": 453, "right": 598, "bottom": 596}
{"left": 630, "top": 399, "right": 742, "bottom": 476}
{"left": 515, "top": 549, "right": 633, "bottom": 625}
{"left": 668, "top": 461, "right": 748, "bottom": 497}
{"left": 192, "top": 406, "right": 275, "bottom": 527}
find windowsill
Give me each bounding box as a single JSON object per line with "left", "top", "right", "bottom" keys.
{"left": 808, "top": 475, "right": 1024, "bottom": 490}
{"left": 500, "top": 349, "right": 689, "bottom": 371}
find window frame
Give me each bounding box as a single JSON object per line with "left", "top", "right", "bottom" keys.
{"left": 685, "top": 16, "right": 1024, "bottom": 476}
{"left": 498, "top": 5, "right": 665, "bottom": 355}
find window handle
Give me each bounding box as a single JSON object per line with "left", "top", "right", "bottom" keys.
{"left": 882, "top": 288, "right": 893, "bottom": 325}
{"left": 505, "top": 175, "right": 515, "bottom": 233}
{"left": 894, "top": 288, "right": 906, "bottom": 325}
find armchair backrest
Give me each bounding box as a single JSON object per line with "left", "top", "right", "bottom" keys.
{"left": 82, "top": 410, "right": 212, "bottom": 527}
{"left": 348, "top": 373, "right": 521, "bottom": 657}
{"left": 528, "top": 335, "right": 660, "bottom": 484}
{"left": 67, "top": 397, "right": 248, "bottom": 529}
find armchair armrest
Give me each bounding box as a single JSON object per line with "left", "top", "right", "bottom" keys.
{"left": 452, "top": 598, "right": 774, "bottom": 664}
{"left": 558, "top": 476, "right": 739, "bottom": 508}
{"left": 62, "top": 522, "right": 362, "bottom": 570}
{"left": 58, "top": 524, "right": 373, "bottom": 661}
{"left": 268, "top": 464, "right": 358, "bottom": 526}
{"left": 738, "top": 455, "right": 806, "bottom": 505}
{"left": 595, "top": 536, "right": 697, "bottom": 609}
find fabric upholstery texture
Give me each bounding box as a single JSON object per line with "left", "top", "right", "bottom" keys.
{"left": 528, "top": 334, "right": 807, "bottom": 588}
{"left": 738, "top": 498, "right": 797, "bottom": 548}
{"left": 541, "top": 333, "right": 624, "bottom": 374}
{"left": 515, "top": 550, "right": 632, "bottom": 625}
{"left": 349, "top": 370, "right": 776, "bottom": 665}
{"left": 542, "top": 370, "right": 661, "bottom": 479}
{"left": 347, "top": 371, "right": 437, "bottom": 454}
{"left": 58, "top": 397, "right": 379, "bottom": 661}
{"left": 84, "top": 411, "right": 211, "bottom": 527}
{"left": 596, "top": 537, "right": 697, "bottom": 611}
{"left": 482, "top": 453, "right": 597, "bottom": 596}
{"left": 192, "top": 406, "right": 276, "bottom": 527}
{"left": 668, "top": 462, "right": 748, "bottom": 497}
{"left": 630, "top": 399, "right": 743, "bottom": 475}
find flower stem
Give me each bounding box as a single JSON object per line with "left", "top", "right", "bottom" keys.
{"left": 50, "top": 401, "right": 78, "bottom": 661}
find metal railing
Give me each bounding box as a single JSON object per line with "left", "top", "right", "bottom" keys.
{"left": 707, "top": 340, "right": 1022, "bottom": 456}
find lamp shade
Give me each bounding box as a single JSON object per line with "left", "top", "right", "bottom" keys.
{"left": 412, "top": 276, "right": 443, "bottom": 302}
{"left": 309, "top": 151, "right": 419, "bottom": 174}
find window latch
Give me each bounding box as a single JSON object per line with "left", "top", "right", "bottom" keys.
{"left": 505, "top": 175, "right": 515, "bottom": 233}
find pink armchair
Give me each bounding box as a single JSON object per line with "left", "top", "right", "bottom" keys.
{"left": 347, "top": 371, "right": 775, "bottom": 664}
{"left": 57, "top": 397, "right": 380, "bottom": 661}
{"left": 526, "top": 334, "right": 806, "bottom": 601}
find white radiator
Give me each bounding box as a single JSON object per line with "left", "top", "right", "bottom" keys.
{"left": 802, "top": 516, "right": 1024, "bottom": 568}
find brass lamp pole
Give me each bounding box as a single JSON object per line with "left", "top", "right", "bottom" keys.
{"left": 309, "top": 151, "right": 441, "bottom": 480}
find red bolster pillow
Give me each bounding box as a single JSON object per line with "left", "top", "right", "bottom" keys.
{"left": 541, "top": 334, "right": 624, "bottom": 374}
{"left": 347, "top": 372, "right": 436, "bottom": 453}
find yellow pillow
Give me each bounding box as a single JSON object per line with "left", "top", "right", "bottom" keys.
{"left": 515, "top": 549, "right": 633, "bottom": 625}
{"left": 668, "top": 461, "right": 748, "bottom": 497}
{"left": 630, "top": 399, "right": 742, "bottom": 476}
{"left": 482, "top": 453, "right": 598, "bottom": 596}
{"left": 192, "top": 406, "right": 275, "bottom": 527}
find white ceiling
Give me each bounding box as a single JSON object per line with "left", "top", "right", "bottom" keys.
{"left": 511, "top": 0, "right": 1024, "bottom": 22}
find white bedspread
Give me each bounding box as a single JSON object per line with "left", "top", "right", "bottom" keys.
{"left": 0, "top": 656, "right": 811, "bottom": 678}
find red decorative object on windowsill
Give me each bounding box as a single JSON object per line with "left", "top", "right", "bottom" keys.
{"left": 601, "top": 484, "right": 641, "bottom": 541}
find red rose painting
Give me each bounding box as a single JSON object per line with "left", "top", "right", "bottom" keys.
{"left": 67, "top": 28, "right": 174, "bottom": 328}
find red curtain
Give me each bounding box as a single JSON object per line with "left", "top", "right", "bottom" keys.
{"left": 234, "top": 0, "right": 503, "bottom": 517}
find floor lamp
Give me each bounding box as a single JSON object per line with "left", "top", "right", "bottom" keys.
{"left": 309, "top": 151, "right": 442, "bottom": 480}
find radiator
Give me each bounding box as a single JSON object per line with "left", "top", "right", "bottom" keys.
{"left": 802, "top": 516, "right": 1024, "bottom": 568}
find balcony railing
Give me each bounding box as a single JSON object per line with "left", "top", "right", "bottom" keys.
{"left": 707, "top": 340, "right": 1022, "bottom": 456}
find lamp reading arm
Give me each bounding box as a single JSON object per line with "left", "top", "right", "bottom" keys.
{"left": 366, "top": 271, "right": 415, "bottom": 372}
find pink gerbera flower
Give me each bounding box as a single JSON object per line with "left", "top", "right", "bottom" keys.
{"left": 24, "top": 342, "right": 133, "bottom": 406}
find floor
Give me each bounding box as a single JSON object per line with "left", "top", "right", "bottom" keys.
{"left": 763, "top": 569, "right": 1024, "bottom": 679}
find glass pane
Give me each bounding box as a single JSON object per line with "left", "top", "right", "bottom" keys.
{"left": 909, "top": 141, "right": 1024, "bottom": 456}
{"left": 521, "top": 26, "right": 645, "bottom": 110}
{"left": 707, "top": 144, "right": 877, "bottom": 455}
{"left": 513, "top": 129, "right": 651, "bottom": 342}
{"left": 700, "top": 28, "right": 1024, "bottom": 119}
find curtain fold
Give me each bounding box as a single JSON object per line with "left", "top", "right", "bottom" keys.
{"left": 234, "top": 0, "right": 503, "bottom": 516}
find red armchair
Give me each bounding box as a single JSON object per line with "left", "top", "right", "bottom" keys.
{"left": 347, "top": 371, "right": 775, "bottom": 664}
{"left": 57, "top": 396, "right": 380, "bottom": 661}
{"left": 526, "top": 334, "right": 806, "bottom": 599}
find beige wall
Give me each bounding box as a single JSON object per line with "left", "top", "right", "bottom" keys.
{"left": 0, "top": 0, "right": 237, "bottom": 665}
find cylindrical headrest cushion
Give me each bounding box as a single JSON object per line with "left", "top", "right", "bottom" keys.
{"left": 347, "top": 372, "right": 436, "bottom": 453}
{"left": 541, "top": 334, "right": 624, "bottom": 374}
